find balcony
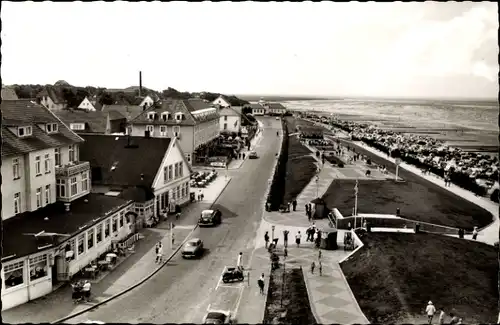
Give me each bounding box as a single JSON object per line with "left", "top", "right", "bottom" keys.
{"left": 55, "top": 161, "right": 90, "bottom": 177}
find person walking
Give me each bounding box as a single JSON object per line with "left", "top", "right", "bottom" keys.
{"left": 283, "top": 230, "right": 289, "bottom": 247}
{"left": 305, "top": 204, "right": 309, "bottom": 218}
{"left": 292, "top": 199, "right": 297, "bottom": 211}
{"left": 283, "top": 247, "right": 288, "bottom": 260}
{"left": 310, "top": 261, "right": 315, "bottom": 274}
{"left": 82, "top": 280, "right": 92, "bottom": 302}
{"left": 264, "top": 231, "right": 270, "bottom": 249}
{"left": 318, "top": 261, "right": 322, "bottom": 276}
{"left": 258, "top": 273, "right": 265, "bottom": 295}
{"left": 295, "top": 231, "right": 301, "bottom": 248}
{"left": 313, "top": 229, "right": 318, "bottom": 244}
{"left": 438, "top": 308, "right": 446, "bottom": 324}
{"left": 237, "top": 252, "right": 243, "bottom": 271}
{"left": 472, "top": 226, "right": 478, "bottom": 240}
{"left": 176, "top": 211, "right": 181, "bottom": 221}
{"left": 155, "top": 243, "right": 160, "bottom": 263}
{"left": 156, "top": 243, "right": 163, "bottom": 263}
{"left": 425, "top": 301, "right": 436, "bottom": 324}
{"left": 318, "top": 249, "right": 322, "bottom": 261}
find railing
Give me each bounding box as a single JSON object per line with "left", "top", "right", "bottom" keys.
{"left": 55, "top": 161, "right": 90, "bottom": 177}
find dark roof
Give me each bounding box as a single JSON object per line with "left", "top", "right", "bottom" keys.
{"left": 2, "top": 87, "right": 19, "bottom": 100}
{"left": 102, "top": 104, "right": 144, "bottom": 120}
{"left": 2, "top": 193, "right": 133, "bottom": 261}
{"left": 92, "top": 101, "right": 103, "bottom": 111}
{"left": 79, "top": 134, "right": 171, "bottom": 188}
{"left": 1, "top": 100, "right": 84, "bottom": 157}
{"left": 108, "top": 110, "right": 127, "bottom": 120}
{"left": 54, "top": 110, "right": 110, "bottom": 134}
{"left": 218, "top": 95, "right": 240, "bottom": 106}
{"left": 120, "top": 186, "right": 155, "bottom": 203}
{"left": 36, "top": 86, "right": 67, "bottom": 104}
{"left": 219, "top": 106, "right": 240, "bottom": 117}
{"left": 268, "top": 102, "right": 287, "bottom": 110}
{"left": 247, "top": 103, "right": 265, "bottom": 110}
{"left": 131, "top": 99, "right": 218, "bottom": 126}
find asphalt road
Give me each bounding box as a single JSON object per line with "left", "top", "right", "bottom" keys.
{"left": 67, "top": 117, "right": 282, "bottom": 324}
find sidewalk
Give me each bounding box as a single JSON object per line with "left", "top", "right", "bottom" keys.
{"left": 3, "top": 177, "right": 232, "bottom": 324}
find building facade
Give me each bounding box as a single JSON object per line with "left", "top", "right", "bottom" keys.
{"left": 219, "top": 106, "right": 242, "bottom": 133}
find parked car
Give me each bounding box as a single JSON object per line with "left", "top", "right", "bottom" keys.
{"left": 198, "top": 209, "right": 222, "bottom": 227}
{"left": 203, "top": 310, "right": 233, "bottom": 324}
{"left": 249, "top": 151, "right": 258, "bottom": 159}
{"left": 181, "top": 238, "right": 204, "bottom": 258}
{"left": 275, "top": 117, "right": 280, "bottom": 120}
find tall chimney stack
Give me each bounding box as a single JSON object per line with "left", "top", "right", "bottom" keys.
{"left": 139, "top": 71, "right": 142, "bottom": 97}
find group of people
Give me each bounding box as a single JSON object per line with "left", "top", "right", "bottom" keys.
{"left": 71, "top": 279, "right": 92, "bottom": 303}
{"left": 425, "top": 301, "right": 462, "bottom": 324}
{"left": 305, "top": 203, "right": 314, "bottom": 221}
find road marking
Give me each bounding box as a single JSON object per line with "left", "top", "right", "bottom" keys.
{"left": 233, "top": 286, "right": 245, "bottom": 317}
{"left": 215, "top": 266, "right": 226, "bottom": 290}
{"left": 173, "top": 225, "right": 196, "bottom": 230}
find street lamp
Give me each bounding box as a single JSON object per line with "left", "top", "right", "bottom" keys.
{"left": 271, "top": 225, "right": 275, "bottom": 241}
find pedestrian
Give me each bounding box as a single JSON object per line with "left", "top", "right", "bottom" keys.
{"left": 198, "top": 190, "right": 202, "bottom": 201}
{"left": 258, "top": 273, "right": 265, "bottom": 295}
{"left": 295, "top": 231, "right": 301, "bottom": 248}
{"left": 305, "top": 204, "right": 309, "bottom": 217}
{"left": 313, "top": 229, "right": 318, "bottom": 244}
{"left": 283, "top": 230, "right": 289, "bottom": 247}
{"left": 307, "top": 209, "right": 312, "bottom": 222}
{"left": 438, "top": 308, "right": 446, "bottom": 324}
{"left": 315, "top": 231, "right": 321, "bottom": 248}
{"left": 200, "top": 193, "right": 204, "bottom": 201}
{"left": 287, "top": 201, "right": 291, "bottom": 212}
{"left": 318, "top": 261, "right": 322, "bottom": 276}
{"left": 318, "top": 249, "right": 322, "bottom": 261}
{"left": 242, "top": 153, "right": 245, "bottom": 159}
{"left": 292, "top": 199, "right": 297, "bottom": 211}
{"left": 347, "top": 222, "right": 352, "bottom": 230}
{"left": 425, "top": 301, "right": 436, "bottom": 324}
{"left": 171, "top": 233, "right": 175, "bottom": 246}
{"left": 82, "top": 280, "right": 92, "bottom": 302}
{"left": 283, "top": 247, "right": 288, "bottom": 260}
{"left": 311, "top": 261, "right": 315, "bottom": 274}
{"left": 237, "top": 252, "right": 243, "bottom": 271}
{"left": 472, "top": 226, "right": 478, "bottom": 240}
{"left": 264, "top": 231, "right": 270, "bottom": 248}
{"left": 156, "top": 243, "right": 163, "bottom": 263}
{"left": 155, "top": 243, "right": 160, "bottom": 262}
{"left": 176, "top": 212, "right": 181, "bottom": 221}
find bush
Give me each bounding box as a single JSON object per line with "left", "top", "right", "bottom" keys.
{"left": 490, "top": 189, "right": 499, "bottom": 203}
{"left": 267, "top": 120, "right": 289, "bottom": 210}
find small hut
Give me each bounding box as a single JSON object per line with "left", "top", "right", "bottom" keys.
{"left": 311, "top": 197, "right": 327, "bottom": 219}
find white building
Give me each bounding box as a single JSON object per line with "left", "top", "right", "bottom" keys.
{"left": 212, "top": 95, "right": 232, "bottom": 108}
{"left": 219, "top": 106, "right": 242, "bottom": 133}
{"left": 77, "top": 96, "right": 103, "bottom": 111}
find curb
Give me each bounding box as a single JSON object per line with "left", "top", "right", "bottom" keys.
{"left": 52, "top": 177, "right": 232, "bottom": 324}
{"left": 301, "top": 266, "right": 322, "bottom": 325}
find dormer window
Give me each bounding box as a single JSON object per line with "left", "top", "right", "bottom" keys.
{"left": 46, "top": 123, "right": 58, "bottom": 133}
{"left": 70, "top": 123, "right": 85, "bottom": 131}
{"left": 147, "top": 112, "right": 157, "bottom": 120}
{"left": 175, "top": 112, "right": 184, "bottom": 121}
{"left": 161, "top": 112, "right": 170, "bottom": 122}
{"left": 18, "top": 126, "right": 32, "bottom": 137}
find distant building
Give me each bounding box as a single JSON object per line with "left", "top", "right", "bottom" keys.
{"left": 219, "top": 106, "right": 242, "bottom": 133}
{"left": 129, "top": 98, "right": 220, "bottom": 164}
{"left": 246, "top": 103, "right": 266, "bottom": 116}
{"left": 1, "top": 87, "right": 19, "bottom": 101}
{"left": 77, "top": 96, "right": 103, "bottom": 111}
{"left": 267, "top": 103, "right": 287, "bottom": 116}
{"left": 212, "top": 95, "right": 232, "bottom": 108}
{"left": 54, "top": 110, "right": 127, "bottom": 135}
{"left": 101, "top": 104, "right": 144, "bottom": 122}
{"left": 36, "top": 86, "right": 67, "bottom": 110}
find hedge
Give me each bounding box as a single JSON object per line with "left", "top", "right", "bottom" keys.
{"left": 267, "top": 119, "right": 289, "bottom": 211}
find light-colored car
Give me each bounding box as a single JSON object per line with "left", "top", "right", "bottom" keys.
{"left": 249, "top": 151, "right": 258, "bottom": 159}
{"left": 203, "top": 309, "right": 233, "bottom": 324}
{"left": 275, "top": 117, "right": 280, "bottom": 120}
{"left": 181, "top": 238, "right": 204, "bottom": 258}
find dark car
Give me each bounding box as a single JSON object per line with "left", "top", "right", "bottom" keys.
{"left": 181, "top": 238, "right": 204, "bottom": 258}
{"left": 249, "top": 151, "right": 258, "bottom": 159}
{"left": 198, "top": 209, "right": 222, "bottom": 227}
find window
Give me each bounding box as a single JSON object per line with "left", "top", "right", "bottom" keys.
{"left": 70, "top": 177, "right": 78, "bottom": 196}
{"left": 36, "top": 187, "right": 42, "bottom": 208}
{"left": 18, "top": 127, "right": 25, "bottom": 137}
{"left": 54, "top": 148, "right": 61, "bottom": 166}
{"left": 78, "top": 233, "right": 85, "bottom": 255}
{"left": 173, "top": 126, "right": 180, "bottom": 137}
{"left": 96, "top": 224, "right": 103, "bottom": 243}
{"left": 172, "top": 188, "right": 176, "bottom": 200}
{"left": 13, "top": 158, "right": 20, "bottom": 179}
{"left": 161, "top": 113, "right": 169, "bottom": 121}
{"left": 29, "top": 255, "right": 48, "bottom": 281}
{"left": 146, "top": 125, "right": 154, "bottom": 136}
{"left": 159, "top": 126, "right": 167, "bottom": 137}
{"left": 168, "top": 165, "right": 173, "bottom": 180}
{"left": 70, "top": 123, "right": 85, "bottom": 130}
{"left": 26, "top": 126, "right": 32, "bottom": 135}
{"left": 112, "top": 216, "right": 118, "bottom": 232}
{"left": 179, "top": 162, "right": 183, "bottom": 177}
{"left": 224, "top": 123, "right": 227, "bottom": 130}
{"left": 224, "top": 116, "right": 228, "bottom": 121}
{"left": 87, "top": 228, "right": 94, "bottom": 250}
{"left": 4, "top": 261, "right": 24, "bottom": 289}
{"left": 81, "top": 171, "right": 88, "bottom": 192}
{"left": 174, "top": 163, "right": 179, "bottom": 178}
{"left": 44, "top": 154, "right": 51, "bottom": 173}
{"left": 56, "top": 179, "right": 66, "bottom": 197}
{"left": 46, "top": 123, "right": 58, "bottom": 133}
{"left": 69, "top": 145, "right": 75, "bottom": 163}
{"left": 14, "top": 192, "right": 21, "bottom": 214}
{"left": 163, "top": 166, "right": 168, "bottom": 184}
{"left": 104, "top": 220, "right": 110, "bottom": 238}
{"left": 176, "top": 186, "right": 180, "bottom": 199}
{"left": 45, "top": 185, "right": 51, "bottom": 204}
{"left": 147, "top": 112, "right": 156, "bottom": 120}
{"left": 35, "top": 156, "right": 41, "bottom": 175}
{"left": 119, "top": 212, "right": 124, "bottom": 228}
{"left": 125, "top": 212, "right": 131, "bottom": 224}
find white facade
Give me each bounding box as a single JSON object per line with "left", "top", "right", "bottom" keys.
{"left": 39, "top": 96, "right": 66, "bottom": 111}
{"left": 77, "top": 97, "right": 97, "bottom": 111}
{"left": 139, "top": 96, "right": 154, "bottom": 109}
{"left": 219, "top": 109, "right": 241, "bottom": 133}
{"left": 212, "top": 96, "right": 231, "bottom": 108}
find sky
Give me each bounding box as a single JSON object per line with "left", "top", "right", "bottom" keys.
{"left": 1, "top": 1, "right": 498, "bottom": 99}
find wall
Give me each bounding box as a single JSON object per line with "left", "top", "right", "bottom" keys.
{"left": 220, "top": 115, "right": 241, "bottom": 133}
{"left": 58, "top": 144, "right": 80, "bottom": 166}
{"left": 41, "top": 96, "right": 65, "bottom": 110}
{"left": 26, "top": 148, "right": 57, "bottom": 213}
{"left": 78, "top": 98, "right": 96, "bottom": 111}
{"left": 2, "top": 155, "right": 26, "bottom": 220}
{"left": 212, "top": 97, "right": 230, "bottom": 107}
{"left": 194, "top": 119, "right": 219, "bottom": 149}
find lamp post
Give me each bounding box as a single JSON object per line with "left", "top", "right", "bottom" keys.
{"left": 395, "top": 158, "right": 401, "bottom": 181}
{"left": 271, "top": 225, "right": 275, "bottom": 241}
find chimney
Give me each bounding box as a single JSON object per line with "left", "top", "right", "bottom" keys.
{"left": 139, "top": 71, "right": 142, "bottom": 97}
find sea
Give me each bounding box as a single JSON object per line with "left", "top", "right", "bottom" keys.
{"left": 283, "top": 99, "right": 499, "bottom": 155}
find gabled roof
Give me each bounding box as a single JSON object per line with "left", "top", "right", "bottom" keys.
{"left": 102, "top": 104, "right": 144, "bottom": 121}
{"left": 1, "top": 100, "right": 84, "bottom": 157}
{"left": 219, "top": 106, "right": 241, "bottom": 117}
{"left": 247, "top": 103, "right": 265, "bottom": 110}
{"left": 268, "top": 102, "right": 287, "bottom": 110}
{"left": 1, "top": 87, "right": 19, "bottom": 100}
{"left": 36, "top": 86, "right": 67, "bottom": 104}
{"left": 79, "top": 134, "right": 172, "bottom": 188}
{"left": 132, "top": 99, "right": 216, "bottom": 126}
{"left": 54, "top": 110, "right": 111, "bottom": 134}
{"left": 79, "top": 97, "right": 103, "bottom": 111}
{"left": 2, "top": 193, "right": 132, "bottom": 261}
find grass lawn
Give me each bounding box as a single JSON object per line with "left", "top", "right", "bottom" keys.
{"left": 264, "top": 267, "right": 317, "bottom": 325}
{"left": 322, "top": 178, "right": 492, "bottom": 230}
{"left": 284, "top": 118, "right": 317, "bottom": 204}
{"left": 341, "top": 232, "right": 499, "bottom": 324}
{"left": 324, "top": 153, "right": 345, "bottom": 166}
